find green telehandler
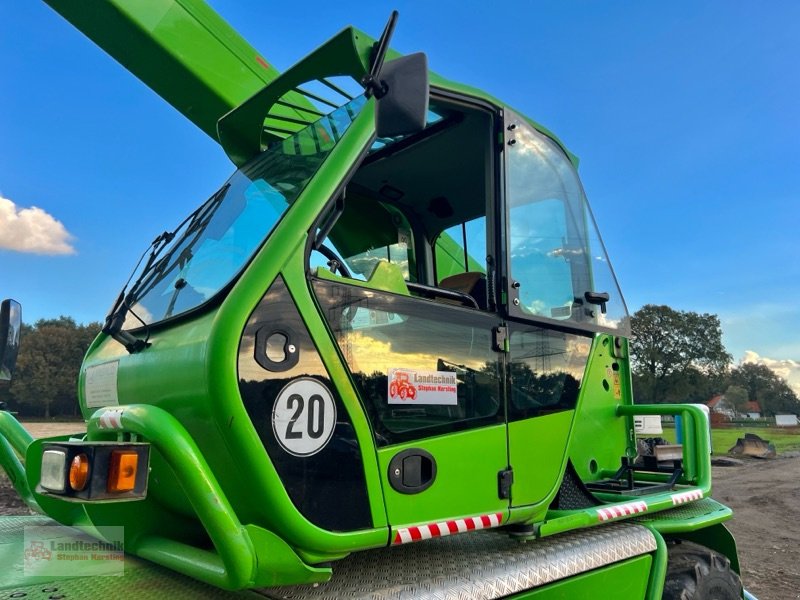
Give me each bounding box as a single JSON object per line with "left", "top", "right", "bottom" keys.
{"left": 0, "top": 2, "right": 753, "bottom": 598}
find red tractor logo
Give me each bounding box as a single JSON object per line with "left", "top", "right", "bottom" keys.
{"left": 24, "top": 540, "right": 52, "bottom": 562}
{"left": 389, "top": 371, "right": 417, "bottom": 400}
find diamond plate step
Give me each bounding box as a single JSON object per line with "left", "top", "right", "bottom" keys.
{"left": 257, "top": 522, "right": 656, "bottom": 600}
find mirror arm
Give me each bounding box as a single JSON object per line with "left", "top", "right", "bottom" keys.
{"left": 361, "top": 10, "right": 399, "bottom": 99}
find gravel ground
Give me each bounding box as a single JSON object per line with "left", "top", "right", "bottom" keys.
{"left": 1, "top": 422, "right": 797, "bottom": 598}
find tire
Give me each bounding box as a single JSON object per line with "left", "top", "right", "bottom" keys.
{"left": 662, "top": 540, "right": 743, "bottom": 600}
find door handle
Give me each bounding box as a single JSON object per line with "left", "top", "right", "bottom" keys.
{"left": 388, "top": 448, "right": 437, "bottom": 494}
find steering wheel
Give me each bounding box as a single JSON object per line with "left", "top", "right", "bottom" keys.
{"left": 316, "top": 243, "right": 352, "bottom": 278}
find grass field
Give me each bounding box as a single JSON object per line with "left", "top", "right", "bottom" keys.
{"left": 710, "top": 426, "right": 800, "bottom": 454}
{"left": 649, "top": 425, "right": 800, "bottom": 455}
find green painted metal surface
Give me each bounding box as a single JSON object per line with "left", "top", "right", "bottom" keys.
{"left": 508, "top": 410, "right": 573, "bottom": 510}
{"left": 218, "top": 27, "right": 374, "bottom": 165}
{"left": 568, "top": 334, "right": 635, "bottom": 484}
{"left": 643, "top": 526, "right": 668, "bottom": 600}
{"left": 313, "top": 260, "right": 411, "bottom": 295}
{"left": 0, "top": 412, "right": 38, "bottom": 511}
{"left": 509, "top": 555, "right": 653, "bottom": 599}
{"left": 377, "top": 425, "right": 508, "bottom": 528}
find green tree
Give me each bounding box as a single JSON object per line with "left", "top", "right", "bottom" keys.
{"left": 630, "top": 305, "right": 731, "bottom": 404}
{"left": 9, "top": 317, "right": 102, "bottom": 418}
{"left": 729, "top": 363, "right": 800, "bottom": 417}
{"left": 723, "top": 384, "right": 749, "bottom": 414}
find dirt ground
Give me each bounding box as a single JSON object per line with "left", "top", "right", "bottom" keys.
{"left": 711, "top": 453, "right": 800, "bottom": 600}
{"left": 0, "top": 423, "right": 797, "bottom": 599}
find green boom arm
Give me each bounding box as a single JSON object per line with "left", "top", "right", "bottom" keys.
{"left": 43, "top": 0, "right": 314, "bottom": 143}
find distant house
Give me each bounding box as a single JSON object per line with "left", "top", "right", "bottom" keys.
{"left": 775, "top": 414, "right": 799, "bottom": 427}
{"left": 742, "top": 401, "right": 762, "bottom": 419}
{"left": 706, "top": 395, "right": 763, "bottom": 420}
{"left": 706, "top": 395, "right": 737, "bottom": 420}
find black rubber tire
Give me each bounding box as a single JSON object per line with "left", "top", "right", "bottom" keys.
{"left": 662, "top": 540, "right": 743, "bottom": 600}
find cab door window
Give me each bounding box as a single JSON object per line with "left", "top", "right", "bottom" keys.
{"left": 504, "top": 110, "right": 630, "bottom": 334}
{"left": 312, "top": 281, "right": 502, "bottom": 445}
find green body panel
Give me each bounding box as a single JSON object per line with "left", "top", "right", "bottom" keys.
{"left": 15, "top": 101, "right": 385, "bottom": 585}
{"left": 44, "top": 1, "right": 578, "bottom": 167}
{"left": 508, "top": 410, "right": 573, "bottom": 510}
{"left": 0, "top": 516, "right": 263, "bottom": 598}
{"left": 218, "top": 27, "right": 375, "bottom": 165}
{"left": 510, "top": 555, "right": 653, "bottom": 599}
{"left": 377, "top": 425, "right": 508, "bottom": 527}
{"left": 313, "top": 260, "right": 410, "bottom": 295}
{"left": 0, "top": 411, "right": 38, "bottom": 510}
{"left": 569, "top": 335, "right": 634, "bottom": 482}
{"left": 434, "top": 232, "right": 486, "bottom": 280}
{"left": 644, "top": 527, "right": 668, "bottom": 600}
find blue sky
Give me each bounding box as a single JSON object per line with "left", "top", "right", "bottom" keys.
{"left": 1, "top": 2, "right": 798, "bottom": 388}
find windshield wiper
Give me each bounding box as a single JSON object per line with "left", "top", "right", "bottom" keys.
{"left": 103, "top": 184, "right": 230, "bottom": 353}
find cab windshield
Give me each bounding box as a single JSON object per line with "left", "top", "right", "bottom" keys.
{"left": 120, "top": 95, "right": 366, "bottom": 329}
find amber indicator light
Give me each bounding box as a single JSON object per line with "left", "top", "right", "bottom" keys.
{"left": 68, "top": 453, "right": 90, "bottom": 491}
{"left": 107, "top": 451, "right": 138, "bottom": 492}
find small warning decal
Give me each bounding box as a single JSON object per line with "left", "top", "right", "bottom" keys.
{"left": 388, "top": 368, "right": 457, "bottom": 405}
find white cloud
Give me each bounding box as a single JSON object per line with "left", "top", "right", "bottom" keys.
{"left": 740, "top": 351, "right": 800, "bottom": 397}
{"left": 0, "top": 195, "right": 75, "bottom": 255}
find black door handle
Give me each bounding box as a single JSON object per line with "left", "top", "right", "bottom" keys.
{"left": 388, "top": 449, "right": 437, "bottom": 494}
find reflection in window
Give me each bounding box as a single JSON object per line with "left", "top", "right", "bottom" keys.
{"left": 508, "top": 326, "right": 591, "bottom": 420}
{"left": 313, "top": 280, "right": 503, "bottom": 445}
{"left": 505, "top": 111, "right": 629, "bottom": 333}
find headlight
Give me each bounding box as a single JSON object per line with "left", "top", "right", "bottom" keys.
{"left": 37, "top": 442, "right": 149, "bottom": 501}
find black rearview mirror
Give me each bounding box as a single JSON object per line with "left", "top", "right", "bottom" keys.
{"left": 0, "top": 299, "right": 22, "bottom": 384}
{"left": 375, "top": 53, "right": 429, "bottom": 139}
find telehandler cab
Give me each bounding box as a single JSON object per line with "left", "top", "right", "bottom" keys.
{"left": 1, "top": 2, "right": 751, "bottom": 598}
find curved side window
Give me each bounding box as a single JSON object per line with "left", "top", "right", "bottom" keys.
{"left": 505, "top": 111, "right": 629, "bottom": 334}
{"left": 120, "top": 96, "right": 367, "bottom": 329}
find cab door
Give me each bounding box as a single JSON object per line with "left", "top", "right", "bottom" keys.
{"left": 310, "top": 96, "right": 511, "bottom": 531}
{"left": 500, "top": 109, "right": 629, "bottom": 512}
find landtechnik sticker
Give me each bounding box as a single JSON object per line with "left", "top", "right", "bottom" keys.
{"left": 388, "top": 368, "right": 458, "bottom": 405}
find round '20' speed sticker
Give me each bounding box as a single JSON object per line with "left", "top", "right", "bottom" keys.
{"left": 272, "top": 377, "right": 337, "bottom": 457}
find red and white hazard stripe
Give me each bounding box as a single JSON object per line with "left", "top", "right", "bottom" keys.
{"left": 671, "top": 489, "right": 703, "bottom": 505}
{"left": 597, "top": 501, "right": 648, "bottom": 522}
{"left": 97, "top": 408, "right": 125, "bottom": 430}
{"left": 393, "top": 512, "right": 503, "bottom": 545}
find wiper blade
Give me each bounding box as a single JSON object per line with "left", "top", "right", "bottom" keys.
{"left": 102, "top": 184, "right": 230, "bottom": 353}
{"left": 102, "top": 229, "right": 175, "bottom": 353}
{"left": 127, "top": 183, "right": 230, "bottom": 305}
